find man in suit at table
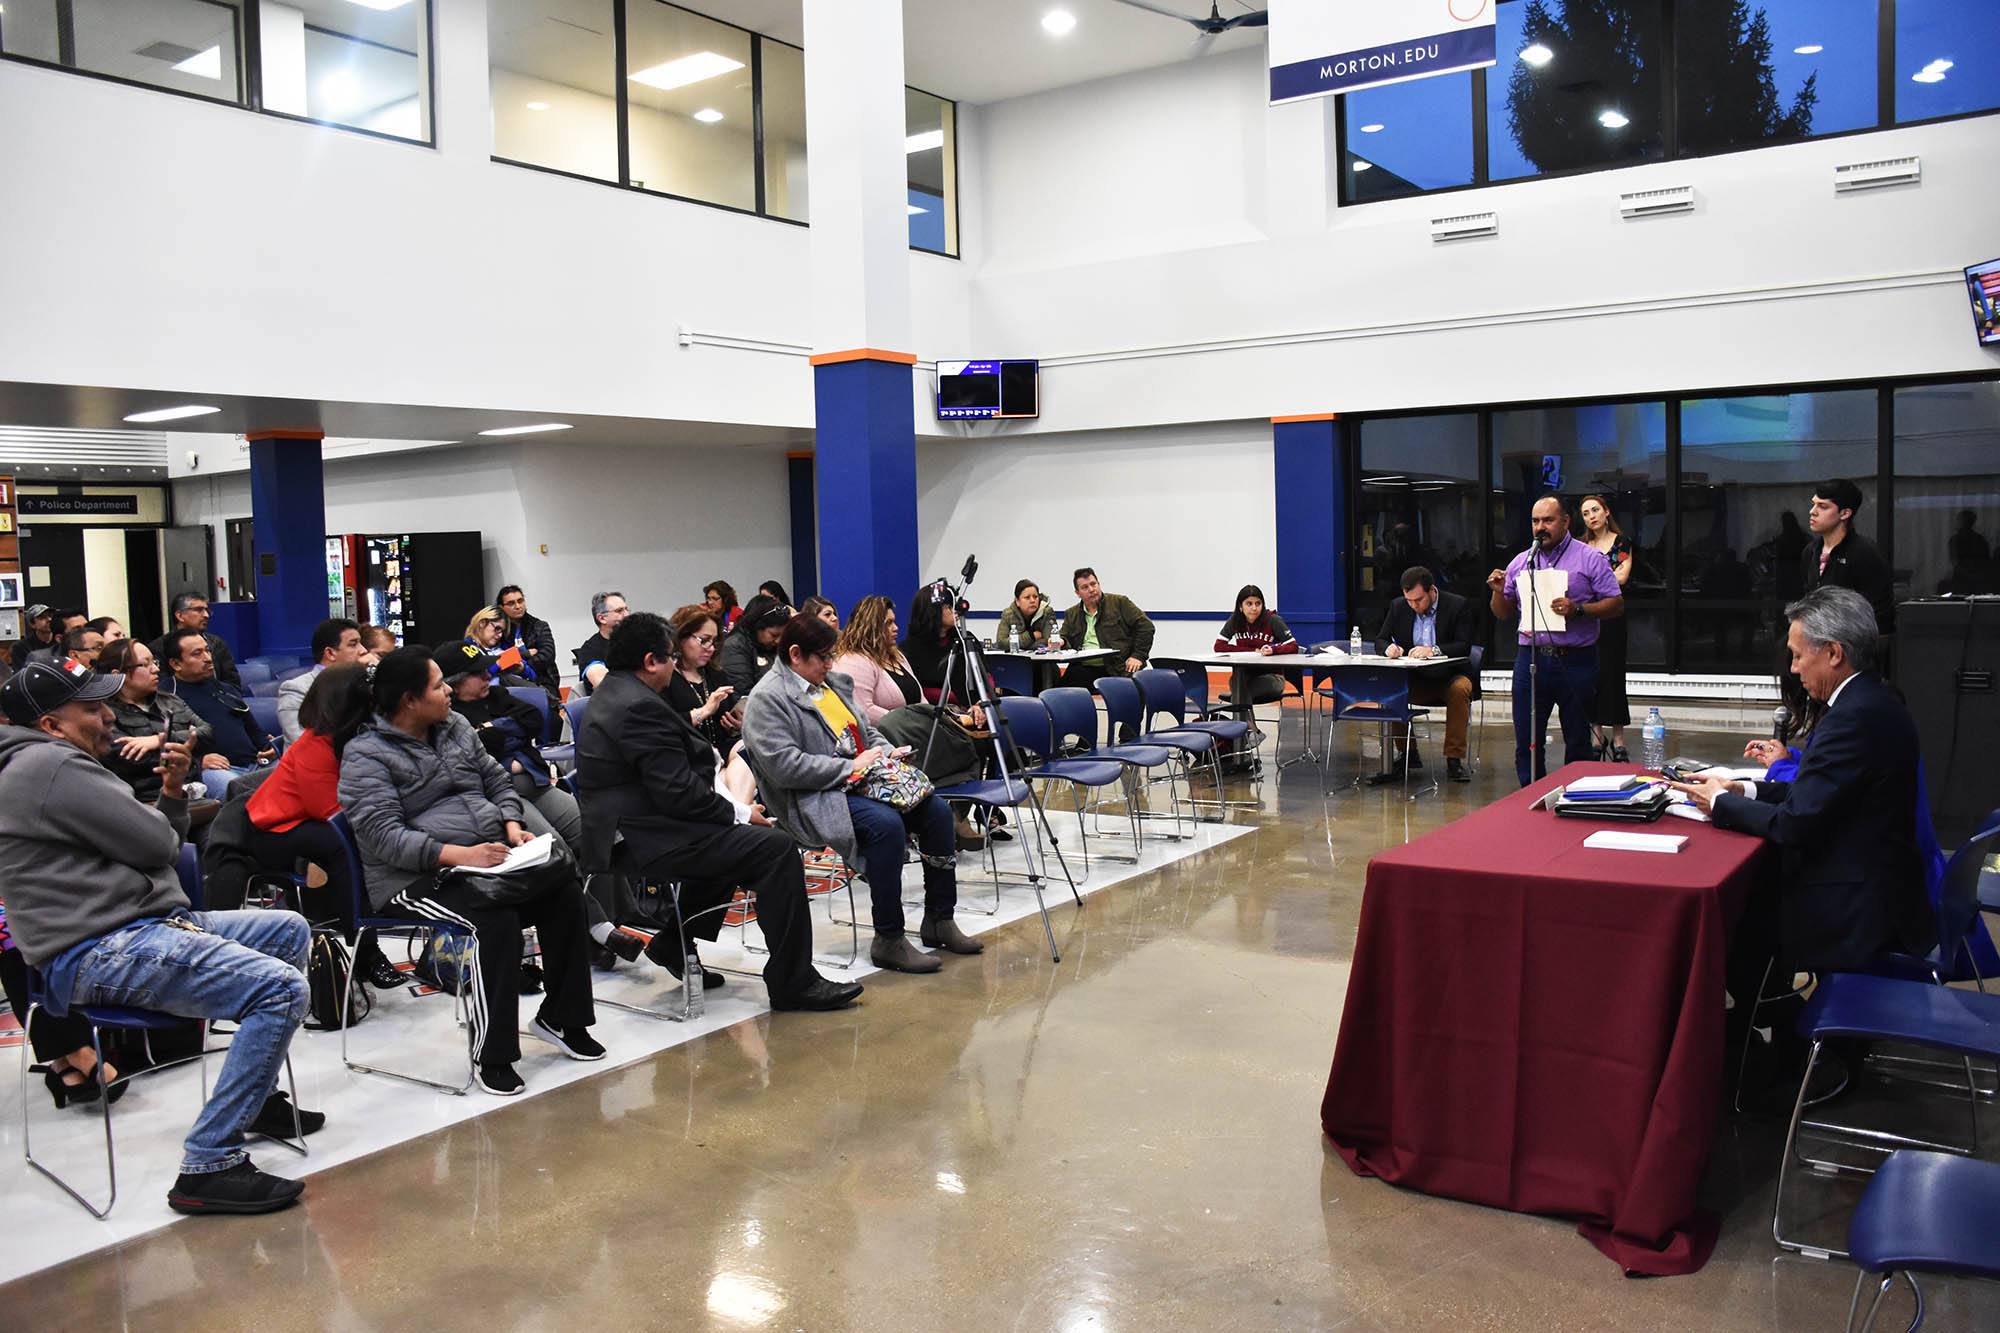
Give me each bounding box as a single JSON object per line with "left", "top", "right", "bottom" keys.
{"left": 1373, "top": 567, "right": 1477, "bottom": 785}
{"left": 1670, "top": 587, "right": 1934, "bottom": 1093}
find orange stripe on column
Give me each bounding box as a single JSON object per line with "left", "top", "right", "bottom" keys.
{"left": 808, "top": 348, "right": 919, "bottom": 367}
{"left": 1270, "top": 413, "right": 1339, "bottom": 424}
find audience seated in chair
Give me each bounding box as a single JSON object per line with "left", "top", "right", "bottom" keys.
{"left": 96, "top": 637, "right": 217, "bottom": 804}
{"left": 337, "top": 647, "right": 605, "bottom": 1097}
{"left": 665, "top": 604, "right": 745, "bottom": 756}
{"left": 496, "top": 584, "right": 562, "bottom": 704}
{"left": 150, "top": 592, "right": 242, "bottom": 689}
{"left": 164, "top": 627, "right": 276, "bottom": 793}
{"left": 1058, "top": 568, "right": 1154, "bottom": 690}
{"left": 1373, "top": 567, "right": 1476, "bottom": 785}
{"left": 572, "top": 590, "right": 629, "bottom": 697}
{"left": 0, "top": 658, "right": 323, "bottom": 1215}
{"left": 717, "top": 595, "right": 791, "bottom": 701}
{"left": 277, "top": 618, "right": 367, "bottom": 744}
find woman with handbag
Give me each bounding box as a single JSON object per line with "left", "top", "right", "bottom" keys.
{"left": 338, "top": 648, "right": 604, "bottom": 1097}
{"left": 742, "top": 614, "right": 982, "bottom": 974}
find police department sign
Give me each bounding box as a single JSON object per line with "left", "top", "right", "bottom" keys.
{"left": 1269, "top": 0, "right": 1497, "bottom": 104}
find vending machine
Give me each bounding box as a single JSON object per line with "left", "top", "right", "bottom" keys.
{"left": 325, "top": 531, "right": 486, "bottom": 648}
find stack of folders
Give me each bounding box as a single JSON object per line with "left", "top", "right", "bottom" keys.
{"left": 1552, "top": 774, "right": 1672, "bottom": 822}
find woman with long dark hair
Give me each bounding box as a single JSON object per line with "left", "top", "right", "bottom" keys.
{"left": 717, "top": 594, "right": 792, "bottom": 700}
{"left": 1579, "top": 494, "right": 1633, "bottom": 760}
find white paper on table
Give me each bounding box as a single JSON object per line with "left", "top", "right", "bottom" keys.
{"left": 1583, "top": 830, "right": 1688, "bottom": 853}
{"left": 1515, "top": 568, "right": 1568, "bottom": 632}
{"left": 1663, "top": 802, "right": 1711, "bottom": 824}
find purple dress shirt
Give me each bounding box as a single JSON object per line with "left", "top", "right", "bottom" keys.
{"left": 1501, "top": 534, "right": 1623, "bottom": 647}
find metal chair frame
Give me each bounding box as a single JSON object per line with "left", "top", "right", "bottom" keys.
{"left": 1317, "top": 666, "right": 1437, "bottom": 800}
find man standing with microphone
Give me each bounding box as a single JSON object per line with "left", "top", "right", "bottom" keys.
{"left": 1487, "top": 495, "right": 1624, "bottom": 787}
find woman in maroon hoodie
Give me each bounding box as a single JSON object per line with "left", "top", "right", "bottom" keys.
{"left": 1212, "top": 585, "right": 1299, "bottom": 749}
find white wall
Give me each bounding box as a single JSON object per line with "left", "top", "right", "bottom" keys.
{"left": 915, "top": 420, "right": 1274, "bottom": 657}
{"left": 965, "top": 46, "right": 2000, "bottom": 430}
{"left": 171, "top": 439, "right": 794, "bottom": 660}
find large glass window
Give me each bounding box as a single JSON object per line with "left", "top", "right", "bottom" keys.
{"left": 488, "top": 0, "right": 616, "bottom": 180}
{"left": 1678, "top": 389, "right": 1876, "bottom": 671}
{"left": 1356, "top": 415, "right": 1482, "bottom": 640}
{"left": 272, "top": 1, "right": 430, "bottom": 142}
{"left": 1895, "top": 0, "right": 2000, "bottom": 124}
{"left": 1343, "top": 72, "right": 1475, "bottom": 201}
{"left": 1894, "top": 381, "right": 2000, "bottom": 597}
{"left": 1490, "top": 0, "right": 1665, "bottom": 182}
{"left": 1676, "top": 0, "right": 1876, "bottom": 154}
{"left": 905, "top": 89, "right": 956, "bottom": 254}
{"left": 761, "top": 37, "right": 808, "bottom": 223}
{"left": 1492, "top": 403, "right": 1669, "bottom": 667}
{"left": 624, "top": 0, "right": 755, "bottom": 208}
{"left": 1, "top": 0, "right": 244, "bottom": 104}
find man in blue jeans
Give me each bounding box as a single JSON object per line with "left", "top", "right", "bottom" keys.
{"left": 1488, "top": 495, "right": 1625, "bottom": 786}
{"left": 0, "top": 659, "right": 324, "bottom": 1215}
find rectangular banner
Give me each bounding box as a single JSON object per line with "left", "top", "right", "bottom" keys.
{"left": 1268, "top": 0, "right": 1497, "bottom": 104}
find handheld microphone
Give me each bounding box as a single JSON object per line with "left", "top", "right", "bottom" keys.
{"left": 1771, "top": 705, "right": 1791, "bottom": 739}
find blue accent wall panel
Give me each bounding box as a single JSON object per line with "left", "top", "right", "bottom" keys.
{"left": 248, "top": 437, "right": 329, "bottom": 657}
{"left": 813, "top": 359, "right": 919, "bottom": 617}
{"left": 1273, "top": 419, "right": 1347, "bottom": 648}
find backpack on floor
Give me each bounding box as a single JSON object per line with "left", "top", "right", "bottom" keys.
{"left": 303, "top": 929, "right": 371, "bottom": 1031}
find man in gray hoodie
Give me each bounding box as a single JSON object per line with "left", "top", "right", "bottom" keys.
{"left": 0, "top": 660, "right": 322, "bottom": 1216}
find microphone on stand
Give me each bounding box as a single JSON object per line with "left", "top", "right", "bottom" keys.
{"left": 1770, "top": 705, "right": 1791, "bottom": 740}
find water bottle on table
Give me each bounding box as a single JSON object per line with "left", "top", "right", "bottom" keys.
{"left": 1349, "top": 626, "right": 1363, "bottom": 655}
{"left": 1642, "top": 707, "right": 1667, "bottom": 771}
{"left": 1008, "top": 625, "right": 1021, "bottom": 653}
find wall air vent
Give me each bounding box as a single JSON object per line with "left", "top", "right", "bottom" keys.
{"left": 1619, "top": 185, "right": 1695, "bottom": 219}
{"left": 1834, "top": 156, "right": 1921, "bottom": 193}
{"left": 1430, "top": 210, "right": 1498, "bottom": 243}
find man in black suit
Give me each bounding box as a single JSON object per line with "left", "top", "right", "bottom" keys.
{"left": 573, "top": 611, "right": 860, "bottom": 1012}
{"left": 1800, "top": 478, "right": 1897, "bottom": 675}
{"left": 1373, "top": 567, "right": 1477, "bottom": 783}
{"left": 1672, "top": 587, "right": 1933, "bottom": 1027}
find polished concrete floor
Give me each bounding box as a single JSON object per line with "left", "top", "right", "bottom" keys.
{"left": 7, "top": 713, "right": 1997, "bottom": 1331}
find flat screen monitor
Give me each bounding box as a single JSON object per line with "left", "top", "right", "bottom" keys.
{"left": 937, "top": 359, "right": 1039, "bottom": 419}
{"left": 1967, "top": 258, "right": 2000, "bottom": 347}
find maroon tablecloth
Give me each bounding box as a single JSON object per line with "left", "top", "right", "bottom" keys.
{"left": 1320, "top": 762, "right": 1768, "bottom": 1276}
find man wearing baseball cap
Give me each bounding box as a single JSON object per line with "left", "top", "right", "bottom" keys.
{"left": 8, "top": 604, "right": 55, "bottom": 671}
{"left": 0, "top": 659, "right": 326, "bottom": 1215}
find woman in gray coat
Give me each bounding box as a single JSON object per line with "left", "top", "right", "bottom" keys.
{"left": 338, "top": 647, "right": 601, "bottom": 1097}
{"left": 741, "top": 613, "right": 982, "bottom": 974}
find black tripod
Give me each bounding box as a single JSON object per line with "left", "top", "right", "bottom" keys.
{"left": 921, "top": 556, "right": 1079, "bottom": 963}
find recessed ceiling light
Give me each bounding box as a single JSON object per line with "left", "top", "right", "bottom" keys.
{"left": 905, "top": 129, "right": 944, "bottom": 154}
{"left": 1598, "top": 109, "right": 1630, "bottom": 128}
{"left": 1353, "top": 160, "right": 1373, "bottom": 171}
{"left": 1520, "top": 43, "right": 1554, "bottom": 67}
{"left": 478, "top": 423, "right": 572, "bottom": 437}
{"left": 124, "top": 405, "right": 222, "bottom": 423}
{"left": 1359, "top": 122, "right": 1385, "bottom": 133}
{"left": 526, "top": 100, "right": 549, "bottom": 111}
{"left": 1041, "top": 9, "right": 1076, "bottom": 36}
{"left": 907, "top": 204, "right": 928, "bottom": 214}
{"left": 693, "top": 107, "right": 725, "bottom": 123}
{"left": 1793, "top": 44, "right": 1823, "bottom": 55}
{"left": 172, "top": 45, "right": 221, "bottom": 80}
{"left": 628, "top": 51, "right": 744, "bottom": 91}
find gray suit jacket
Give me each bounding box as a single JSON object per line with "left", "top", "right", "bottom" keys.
{"left": 276, "top": 666, "right": 318, "bottom": 743}
{"left": 739, "top": 662, "right": 885, "bottom": 867}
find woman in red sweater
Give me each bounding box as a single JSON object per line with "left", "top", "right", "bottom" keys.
{"left": 1212, "top": 584, "right": 1300, "bottom": 757}
{"left": 243, "top": 665, "right": 402, "bottom": 985}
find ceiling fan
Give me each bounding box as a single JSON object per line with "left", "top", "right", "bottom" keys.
{"left": 1108, "top": 1, "right": 1269, "bottom": 36}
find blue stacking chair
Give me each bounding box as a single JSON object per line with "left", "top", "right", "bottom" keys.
{"left": 245, "top": 695, "right": 284, "bottom": 752}
{"left": 236, "top": 659, "right": 274, "bottom": 687}
{"left": 996, "top": 695, "right": 1131, "bottom": 875}
{"left": 987, "top": 654, "right": 1036, "bottom": 697}
{"left": 1042, "top": 686, "right": 1175, "bottom": 852}
{"left": 1773, "top": 975, "right": 2000, "bottom": 1258}
{"left": 1138, "top": 667, "right": 1256, "bottom": 813}
{"left": 1096, "top": 676, "right": 1210, "bottom": 834}
{"left": 326, "top": 814, "right": 477, "bottom": 1095}
{"left": 546, "top": 694, "right": 589, "bottom": 768}
{"left": 19, "top": 845, "right": 304, "bottom": 1217}
{"left": 1320, "top": 665, "right": 1435, "bottom": 800}
{"left": 511, "top": 686, "right": 557, "bottom": 745}
{"left": 933, "top": 721, "right": 1075, "bottom": 962}
{"left": 1843, "top": 1150, "right": 2000, "bottom": 1332}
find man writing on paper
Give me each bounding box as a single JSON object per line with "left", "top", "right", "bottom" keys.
{"left": 1670, "top": 589, "right": 1932, "bottom": 1084}
{"left": 1487, "top": 495, "right": 1623, "bottom": 787}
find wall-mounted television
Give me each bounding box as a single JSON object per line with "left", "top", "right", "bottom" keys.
{"left": 937, "top": 359, "right": 1039, "bottom": 419}
{"left": 1967, "top": 258, "right": 2000, "bottom": 347}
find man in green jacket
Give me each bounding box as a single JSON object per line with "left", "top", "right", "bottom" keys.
{"left": 1059, "top": 567, "right": 1154, "bottom": 690}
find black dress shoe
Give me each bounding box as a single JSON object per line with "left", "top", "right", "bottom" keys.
{"left": 601, "top": 926, "right": 648, "bottom": 963}
{"left": 1447, "top": 758, "right": 1471, "bottom": 783}
{"left": 645, "top": 933, "right": 725, "bottom": 988}
{"left": 1366, "top": 770, "right": 1405, "bottom": 786}
{"left": 771, "top": 977, "right": 864, "bottom": 1011}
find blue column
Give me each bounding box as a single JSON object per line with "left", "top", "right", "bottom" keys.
{"left": 812, "top": 354, "right": 919, "bottom": 616}
{"left": 247, "top": 433, "right": 328, "bottom": 659}
{"left": 1273, "top": 416, "right": 1347, "bottom": 648}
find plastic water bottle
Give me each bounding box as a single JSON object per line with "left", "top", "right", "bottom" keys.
{"left": 1642, "top": 707, "right": 1667, "bottom": 772}
{"left": 1009, "top": 625, "right": 1021, "bottom": 653}
{"left": 1349, "top": 625, "right": 1363, "bottom": 655}
{"left": 684, "top": 945, "right": 705, "bottom": 1017}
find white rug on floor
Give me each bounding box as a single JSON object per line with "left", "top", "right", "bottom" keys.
{"left": 0, "top": 816, "right": 1249, "bottom": 1284}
